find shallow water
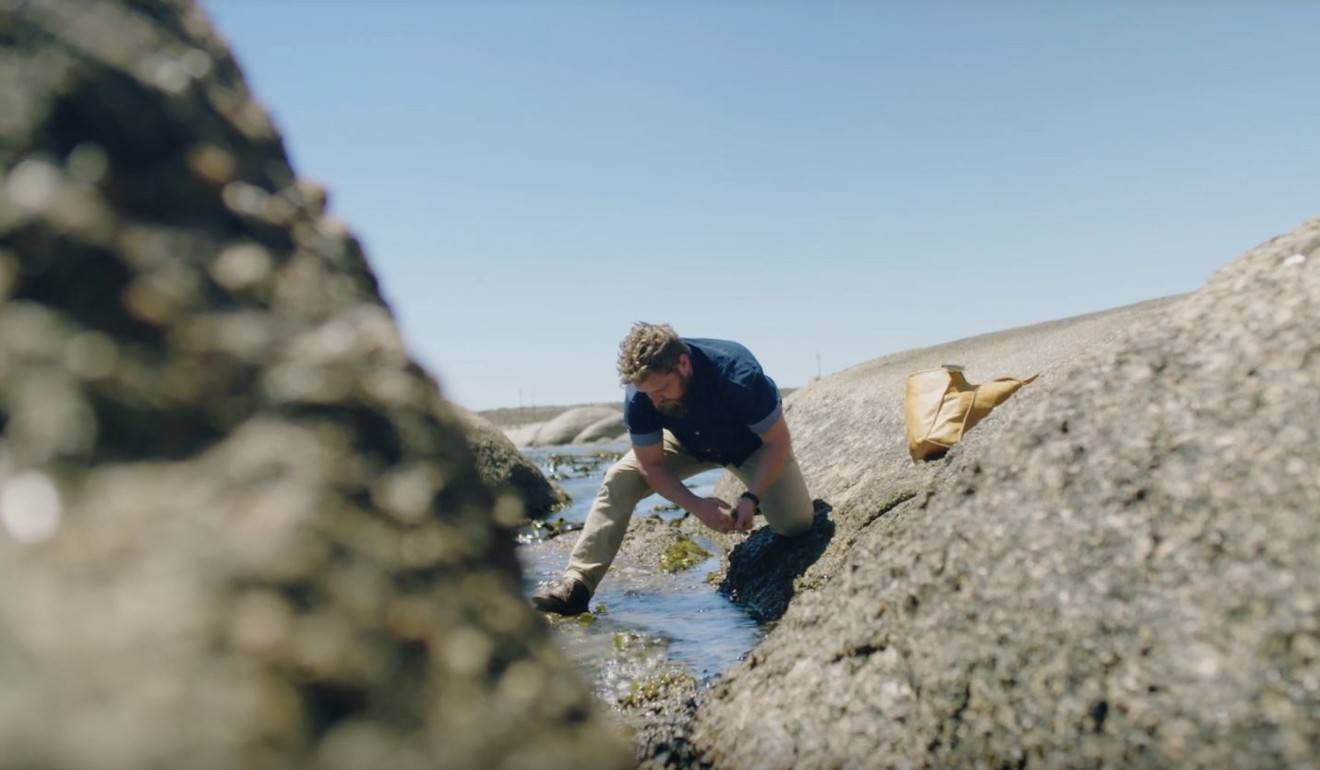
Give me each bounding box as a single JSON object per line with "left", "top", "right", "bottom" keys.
{"left": 516, "top": 441, "right": 763, "bottom": 705}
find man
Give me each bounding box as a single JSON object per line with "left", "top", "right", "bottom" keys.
{"left": 532, "top": 322, "right": 815, "bottom": 616}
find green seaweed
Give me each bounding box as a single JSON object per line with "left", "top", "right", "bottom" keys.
{"left": 618, "top": 671, "right": 696, "bottom": 708}
{"left": 659, "top": 534, "right": 711, "bottom": 573}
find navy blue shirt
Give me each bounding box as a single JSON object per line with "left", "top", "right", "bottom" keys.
{"left": 624, "top": 338, "right": 782, "bottom": 466}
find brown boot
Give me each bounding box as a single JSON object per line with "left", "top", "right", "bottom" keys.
{"left": 531, "top": 576, "right": 591, "bottom": 616}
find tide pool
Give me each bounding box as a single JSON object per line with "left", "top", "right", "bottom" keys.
{"left": 516, "top": 441, "right": 763, "bottom": 706}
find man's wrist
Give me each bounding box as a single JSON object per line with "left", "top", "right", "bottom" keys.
{"left": 739, "top": 491, "right": 760, "bottom": 508}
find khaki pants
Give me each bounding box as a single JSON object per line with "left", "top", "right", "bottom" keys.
{"left": 564, "top": 432, "right": 814, "bottom": 593}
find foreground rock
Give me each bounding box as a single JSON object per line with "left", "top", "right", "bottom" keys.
{"left": 683, "top": 218, "right": 1320, "bottom": 768}
{"left": 0, "top": 2, "right": 630, "bottom": 769}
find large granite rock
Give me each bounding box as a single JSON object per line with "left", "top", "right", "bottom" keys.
{"left": 528, "top": 406, "right": 624, "bottom": 447}
{"left": 709, "top": 297, "right": 1177, "bottom": 621}
{"left": 684, "top": 217, "right": 1320, "bottom": 768}
{"left": 0, "top": 2, "right": 631, "bottom": 769}
{"left": 503, "top": 421, "right": 545, "bottom": 448}
{"left": 572, "top": 412, "right": 627, "bottom": 444}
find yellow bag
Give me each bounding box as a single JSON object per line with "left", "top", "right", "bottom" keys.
{"left": 904, "top": 365, "right": 1038, "bottom": 462}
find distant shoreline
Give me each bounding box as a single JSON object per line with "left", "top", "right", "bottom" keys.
{"left": 476, "top": 402, "right": 622, "bottom": 429}
{"left": 476, "top": 388, "right": 799, "bottom": 430}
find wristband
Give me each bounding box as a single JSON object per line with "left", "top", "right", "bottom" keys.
{"left": 739, "top": 491, "right": 760, "bottom": 509}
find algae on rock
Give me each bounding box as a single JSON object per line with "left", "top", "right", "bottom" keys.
{"left": 659, "top": 533, "right": 711, "bottom": 573}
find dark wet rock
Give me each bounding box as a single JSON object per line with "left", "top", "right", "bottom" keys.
{"left": 455, "top": 407, "right": 568, "bottom": 519}
{"left": 0, "top": 2, "right": 631, "bottom": 769}
{"left": 679, "top": 217, "right": 1320, "bottom": 768}
{"left": 715, "top": 501, "right": 835, "bottom": 622}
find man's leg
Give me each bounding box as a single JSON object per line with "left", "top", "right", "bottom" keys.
{"left": 563, "top": 433, "right": 718, "bottom": 593}
{"left": 731, "top": 443, "right": 814, "bottom": 536}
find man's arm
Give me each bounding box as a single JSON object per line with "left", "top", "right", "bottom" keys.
{"left": 733, "top": 415, "right": 792, "bottom": 532}
{"left": 635, "top": 442, "right": 736, "bottom": 534}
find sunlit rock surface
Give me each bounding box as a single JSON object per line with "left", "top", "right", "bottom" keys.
{"left": 685, "top": 218, "right": 1320, "bottom": 768}
{"left": 572, "top": 411, "right": 628, "bottom": 445}
{"left": 709, "top": 297, "right": 1177, "bottom": 622}
{"left": 0, "top": 1, "right": 631, "bottom": 769}
{"left": 527, "top": 406, "right": 625, "bottom": 447}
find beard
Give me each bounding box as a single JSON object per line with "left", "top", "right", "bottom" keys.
{"left": 656, "top": 368, "right": 691, "bottom": 419}
{"left": 657, "top": 399, "right": 686, "bottom": 419}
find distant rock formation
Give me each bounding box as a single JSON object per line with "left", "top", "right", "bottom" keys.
{"left": 521, "top": 406, "right": 625, "bottom": 447}
{"left": 0, "top": 2, "right": 630, "bottom": 769}
{"left": 571, "top": 412, "right": 628, "bottom": 445}
{"left": 503, "top": 421, "right": 545, "bottom": 447}
{"left": 679, "top": 217, "right": 1320, "bottom": 768}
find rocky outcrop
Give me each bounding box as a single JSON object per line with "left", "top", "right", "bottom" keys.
{"left": 0, "top": 2, "right": 630, "bottom": 769}
{"left": 455, "top": 408, "right": 568, "bottom": 519}
{"left": 572, "top": 412, "right": 628, "bottom": 444}
{"left": 710, "top": 297, "right": 1177, "bottom": 621}
{"left": 496, "top": 405, "right": 627, "bottom": 448}
{"left": 504, "top": 422, "right": 545, "bottom": 447}
{"left": 527, "top": 406, "right": 624, "bottom": 447}
{"left": 681, "top": 218, "right": 1320, "bottom": 768}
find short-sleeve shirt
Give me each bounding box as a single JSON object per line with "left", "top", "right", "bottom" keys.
{"left": 624, "top": 338, "right": 782, "bottom": 467}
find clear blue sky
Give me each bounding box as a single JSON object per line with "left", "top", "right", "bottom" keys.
{"left": 204, "top": 1, "right": 1318, "bottom": 412}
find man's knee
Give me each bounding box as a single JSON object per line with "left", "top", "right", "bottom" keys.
{"left": 602, "top": 457, "right": 643, "bottom": 485}
{"left": 599, "top": 459, "right": 649, "bottom": 502}
{"left": 767, "top": 508, "right": 814, "bottom": 538}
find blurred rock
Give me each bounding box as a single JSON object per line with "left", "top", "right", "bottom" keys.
{"left": 0, "top": 2, "right": 631, "bottom": 769}
{"left": 683, "top": 217, "right": 1320, "bottom": 768}
{"left": 503, "top": 421, "right": 545, "bottom": 447}
{"left": 455, "top": 407, "right": 568, "bottom": 519}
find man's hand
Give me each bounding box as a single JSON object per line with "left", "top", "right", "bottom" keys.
{"left": 688, "top": 497, "right": 736, "bottom": 534}
{"left": 732, "top": 497, "right": 756, "bottom": 532}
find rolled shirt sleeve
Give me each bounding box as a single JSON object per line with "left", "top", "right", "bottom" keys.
{"left": 719, "top": 358, "right": 782, "bottom": 436}
{"left": 623, "top": 385, "right": 663, "bottom": 447}
{"left": 747, "top": 399, "right": 783, "bottom": 435}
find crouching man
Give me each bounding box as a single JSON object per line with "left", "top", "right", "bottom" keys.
{"left": 532, "top": 322, "right": 814, "bottom": 615}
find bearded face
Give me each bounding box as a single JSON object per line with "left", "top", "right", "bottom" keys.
{"left": 639, "top": 363, "right": 691, "bottom": 419}
{"left": 657, "top": 394, "right": 686, "bottom": 418}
